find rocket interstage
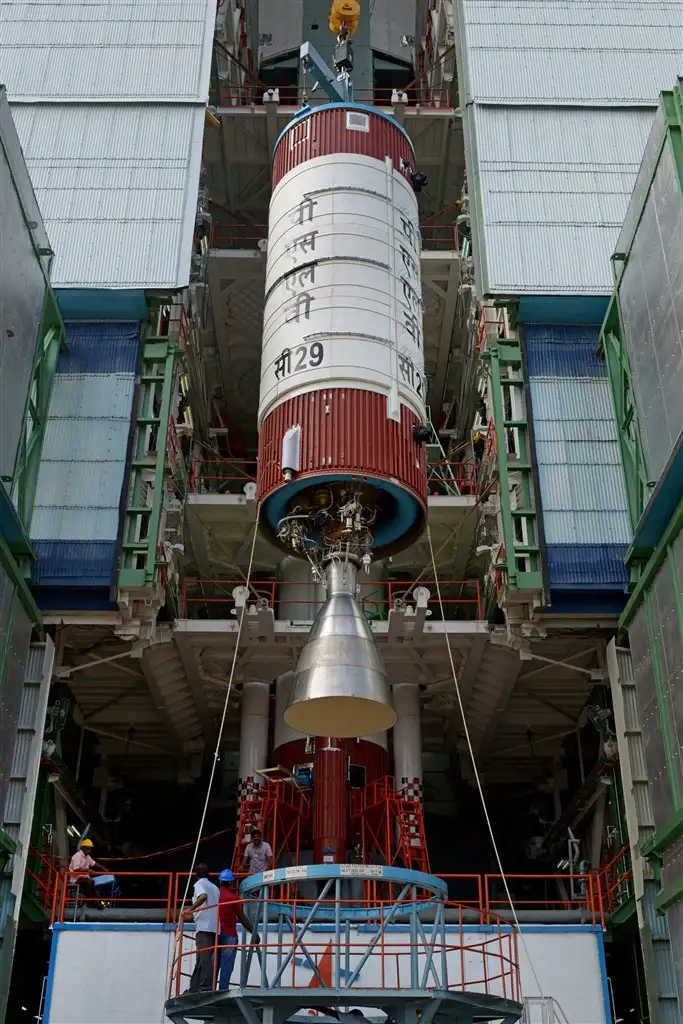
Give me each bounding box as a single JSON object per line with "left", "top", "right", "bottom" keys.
{"left": 256, "top": 104, "right": 428, "bottom": 740}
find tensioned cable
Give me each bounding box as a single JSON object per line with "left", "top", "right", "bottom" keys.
{"left": 426, "top": 523, "right": 546, "bottom": 998}
{"left": 175, "top": 504, "right": 262, "bottom": 923}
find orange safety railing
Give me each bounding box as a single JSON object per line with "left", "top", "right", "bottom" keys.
{"left": 426, "top": 459, "right": 480, "bottom": 496}
{"left": 179, "top": 578, "right": 483, "bottom": 621}
{"left": 477, "top": 304, "right": 510, "bottom": 353}
{"left": 167, "top": 895, "right": 520, "bottom": 1002}
{"left": 484, "top": 873, "right": 603, "bottom": 928}
{"left": 50, "top": 871, "right": 175, "bottom": 927}
{"left": 26, "top": 848, "right": 61, "bottom": 913}
{"left": 218, "top": 84, "right": 452, "bottom": 110}
{"left": 47, "top": 869, "right": 609, "bottom": 930}
{"left": 597, "top": 844, "right": 633, "bottom": 914}
{"left": 211, "top": 220, "right": 459, "bottom": 250}
{"left": 188, "top": 458, "right": 257, "bottom": 494}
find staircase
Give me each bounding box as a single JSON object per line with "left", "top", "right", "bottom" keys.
{"left": 396, "top": 792, "right": 430, "bottom": 873}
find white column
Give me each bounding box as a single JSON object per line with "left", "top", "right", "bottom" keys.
{"left": 392, "top": 683, "right": 422, "bottom": 788}
{"left": 238, "top": 681, "right": 270, "bottom": 803}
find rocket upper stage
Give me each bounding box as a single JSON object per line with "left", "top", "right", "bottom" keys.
{"left": 256, "top": 104, "right": 428, "bottom": 561}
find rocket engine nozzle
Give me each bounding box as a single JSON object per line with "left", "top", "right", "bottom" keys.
{"left": 285, "top": 560, "right": 396, "bottom": 738}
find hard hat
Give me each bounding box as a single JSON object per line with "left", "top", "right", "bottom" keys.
{"left": 80, "top": 838, "right": 94, "bottom": 848}
{"left": 218, "top": 868, "right": 235, "bottom": 884}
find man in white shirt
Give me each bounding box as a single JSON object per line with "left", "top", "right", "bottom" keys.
{"left": 182, "top": 864, "right": 220, "bottom": 992}
{"left": 241, "top": 829, "right": 273, "bottom": 876}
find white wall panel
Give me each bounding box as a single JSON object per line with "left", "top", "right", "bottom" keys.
{"left": 45, "top": 924, "right": 609, "bottom": 1024}
{"left": 1, "top": 0, "right": 215, "bottom": 101}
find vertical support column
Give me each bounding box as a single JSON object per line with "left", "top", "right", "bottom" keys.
{"left": 313, "top": 739, "right": 348, "bottom": 865}
{"left": 238, "top": 681, "right": 270, "bottom": 807}
{"left": 393, "top": 683, "right": 422, "bottom": 797}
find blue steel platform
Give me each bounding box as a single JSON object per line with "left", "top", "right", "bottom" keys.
{"left": 165, "top": 866, "right": 523, "bottom": 1024}
{"left": 165, "top": 986, "right": 523, "bottom": 1024}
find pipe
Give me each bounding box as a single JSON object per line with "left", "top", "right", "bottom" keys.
{"left": 393, "top": 682, "right": 422, "bottom": 788}
{"left": 237, "top": 681, "right": 270, "bottom": 804}
{"left": 313, "top": 739, "right": 348, "bottom": 864}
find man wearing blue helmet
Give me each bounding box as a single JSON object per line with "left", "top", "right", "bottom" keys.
{"left": 217, "top": 868, "right": 259, "bottom": 990}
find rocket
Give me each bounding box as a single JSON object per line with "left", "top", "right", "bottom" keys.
{"left": 255, "top": 100, "right": 427, "bottom": 746}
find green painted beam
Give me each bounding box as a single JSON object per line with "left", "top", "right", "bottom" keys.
{"left": 654, "top": 875, "right": 683, "bottom": 914}
{"left": 0, "top": 533, "right": 41, "bottom": 626}
{"left": 620, "top": 498, "right": 683, "bottom": 628}
{"left": 642, "top": 807, "right": 683, "bottom": 860}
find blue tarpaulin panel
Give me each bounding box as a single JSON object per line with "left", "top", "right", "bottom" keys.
{"left": 32, "top": 541, "right": 117, "bottom": 588}
{"left": 546, "top": 545, "right": 629, "bottom": 589}
{"left": 524, "top": 326, "right": 606, "bottom": 378}
{"left": 57, "top": 322, "right": 140, "bottom": 374}
{"left": 524, "top": 324, "right": 631, "bottom": 593}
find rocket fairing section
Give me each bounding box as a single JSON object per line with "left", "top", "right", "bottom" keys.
{"left": 256, "top": 102, "right": 428, "bottom": 741}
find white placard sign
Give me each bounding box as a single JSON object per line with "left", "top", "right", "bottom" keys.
{"left": 340, "top": 864, "right": 384, "bottom": 878}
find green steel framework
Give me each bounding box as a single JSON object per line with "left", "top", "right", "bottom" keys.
{"left": 480, "top": 319, "right": 544, "bottom": 604}
{"left": 119, "top": 328, "right": 185, "bottom": 594}
{"left": 600, "top": 78, "right": 683, "bottom": 548}
{"left": 599, "top": 79, "right": 683, "bottom": 1008}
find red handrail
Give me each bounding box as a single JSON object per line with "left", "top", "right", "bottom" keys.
{"left": 179, "top": 577, "right": 482, "bottom": 620}
{"left": 218, "top": 84, "right": 452, "bottom": 110}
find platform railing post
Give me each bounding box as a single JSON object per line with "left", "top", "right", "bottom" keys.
{"left": 334, "top": 877, "right": 341, "bottom": 988}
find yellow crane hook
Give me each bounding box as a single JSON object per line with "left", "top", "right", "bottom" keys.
{"left": 329, "top": 0, "right": 361, "bottom": 37}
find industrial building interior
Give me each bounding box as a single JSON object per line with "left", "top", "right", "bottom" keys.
{"left": 1, "top": 2, "right": 682, "bottom": 1023}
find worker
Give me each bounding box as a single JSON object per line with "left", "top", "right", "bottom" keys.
{"left": 68, "top": 838, "right": 109, "bottom": 902}
{"left": 241, "top": 828, "right": 273, "bottom": 876}
{"left": 182, "top": 864, "right": 220, "bottom": 993}
{"left": 472, "top": 431, "right": 485, "bottom": 464}
{"left": 216, "top": 868, "right": 260, "bottom": 990}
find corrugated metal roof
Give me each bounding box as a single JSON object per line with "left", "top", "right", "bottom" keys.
{"left": 1, "top": 0, "right": 215, "bottom": 101}
{"left": 524, "top": 326, "right": 606, "bottom": 377}
{"left": 9, "top": 103, "right": 205, "bottom": 288}
{"left": 458, "top": 1, "right": 683, "bottom": 106}
{"left": 528, "top": 371, "right": 631, "bottom": 546}
{"left": 471, "top": 105, "right": 655, "bottom": 294}
{"left": 32, "top": 540, "right": 117, "bottom": 586}
{"left": 31, "top": 370, "right": 134, "bottom": 541}
{"left": 48, "top": 375, "right": 135, "bottom": 420}
{"left": 546, "top": 544, "right": 629, "bottom": 587}
{"left": 59, "top": 323, "right": 140, "bottom": 374}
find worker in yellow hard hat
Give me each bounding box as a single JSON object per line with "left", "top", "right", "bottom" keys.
{"left": 68, "top": 837, "right": 110, "bottom": 901}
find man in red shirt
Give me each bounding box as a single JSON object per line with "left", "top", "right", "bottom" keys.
{"left": 217, "top": 868, "right": 259, "bottom": 990}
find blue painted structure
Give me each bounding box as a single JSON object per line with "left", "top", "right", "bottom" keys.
{"left": 522, "top": 324, "right": 631, "bottom": 603}
{"left": 30, "top": 322, "right": 141, "bottom": 607}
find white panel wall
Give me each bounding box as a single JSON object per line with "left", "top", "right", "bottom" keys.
{"left": 0, "top": 0, "right": 215, "bottom": 290}
{"left": 45, "top": 924, "right": 609, "bottom": 1024}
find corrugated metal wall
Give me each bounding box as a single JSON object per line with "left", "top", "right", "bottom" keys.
{"left": 0, "top": 0, "right": 215, "bottom": 290}
{"left": 0, "top": 112, "right": 46, "bottom": 499}
{"left": 524, "top": 325, "right": 630, "bottom": 589}
{"left": 618, "top": 134, "right": 683, "bottom": 483}
{"left": 31, "top": 322, "right": 140, "bottom": 594}
{"left": 456, "top": 0, "right": 681, "bottom": 295}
